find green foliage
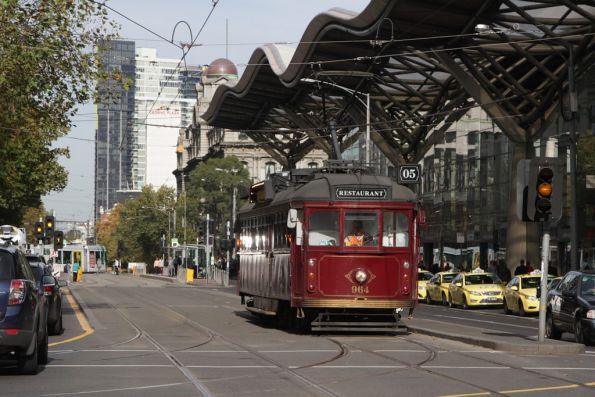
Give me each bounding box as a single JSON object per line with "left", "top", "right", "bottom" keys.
{"left": 21, "top": 205, "right": 46, "bottom": 244}
{"left": 0, "top": 0, "right": 117, "bottom": 224}
{"left": 186, "top": 157, "right": 251, "bottom": 238}
{"left": 96, "top": 186, "right": 177, "bottom": 267}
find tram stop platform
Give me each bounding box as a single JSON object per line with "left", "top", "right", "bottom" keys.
{"left": 404, "top": 317, "right": 585, "bottom": 354}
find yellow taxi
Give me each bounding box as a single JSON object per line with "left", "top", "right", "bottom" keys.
{"left": 417, "top": 270, "right": 434, "bottom": 301}
{"left": 425, "top": 272, "right": 458, "bottom": 305}
{"left": 448, "top": 269, "right": 504, "bottom": 309}
{"left": 503, "top": 272, "right": 553, "bottom": 316}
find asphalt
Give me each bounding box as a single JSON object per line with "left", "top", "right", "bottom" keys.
{"left": 133, "top": 273, "right": 585, "bottom": 354}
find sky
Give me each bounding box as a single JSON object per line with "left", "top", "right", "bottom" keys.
{"left": 42, "top": 0, "right": 370, "bottom": 224}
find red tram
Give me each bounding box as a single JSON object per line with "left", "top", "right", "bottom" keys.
{"left": 236, "top": 162, "right": 421, "bottom": 332}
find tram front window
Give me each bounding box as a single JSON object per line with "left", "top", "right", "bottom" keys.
{"left": 344, "top": 212, "right": 378, "bottom": 247}
{"left": 308, "top": 211, "right": 339, "bottom": 246}
{"left": 383, "top": 212, "right": 409, "bottom": 247}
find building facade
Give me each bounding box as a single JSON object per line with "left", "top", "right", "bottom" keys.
{"left": 175, "top": 58, "right": 327, "bottom": 192}
{"left": 95, "top": 40, "right": 136, "bottom": 220}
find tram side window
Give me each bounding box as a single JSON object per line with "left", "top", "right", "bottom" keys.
{"left": 382, "top": 212, "right": 409, "bottom": 247}
{"left": 308, "top": 211, "right": 339, "bottom": 246}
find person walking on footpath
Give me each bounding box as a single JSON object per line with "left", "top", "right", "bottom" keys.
{"left": 72, "top": 261, "right": 80, "bottom": 282}
{"left": 514, "top": 259, "right": 527, "bottom": 275}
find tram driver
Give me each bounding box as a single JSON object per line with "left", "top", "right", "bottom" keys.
{"left": 344, "top": 221, "right": 372, "bottom": 247}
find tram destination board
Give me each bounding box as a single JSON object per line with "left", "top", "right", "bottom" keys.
{"left": 397, "top": 164, "right": 421, "bottom": 184}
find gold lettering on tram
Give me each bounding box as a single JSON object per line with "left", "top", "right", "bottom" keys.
{"left": 351, "top": 285, "right": 369, "bottom": 294}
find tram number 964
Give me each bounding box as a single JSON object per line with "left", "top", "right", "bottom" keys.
{"left": 397, "top": 164, "right": 421, "bottom": 184}
{"left": 352, "top": 285, "right": 370, "bottom": 294}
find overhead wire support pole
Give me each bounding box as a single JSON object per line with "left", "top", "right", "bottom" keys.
{"left": 565, "top": 42, "right": 578, "bottom": 271}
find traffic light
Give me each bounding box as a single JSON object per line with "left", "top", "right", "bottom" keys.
{"left": 45, "top": 215, "right": 55, "bottom": 236}
{"left": 197, "top": 221, "right": 204, "bottom": 237}
{"left": 525, "top": 158, "right": 564, "bottom": 222}
{"left": 54, "top": 231, "right": 64, "bottom": 250}
{"left": 34, "top": 221, "right": 44, "bottom": 240}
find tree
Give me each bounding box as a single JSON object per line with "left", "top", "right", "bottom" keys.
{"left": 0, "top": 0, "right": 117, "bottom": 224}
{"left": 96, "top": 185, "right": 177, "bottom": 267}
{"left": 21, "top": 205, "right": 46, "bottom": 244}
{"left": 186, "top": 157, "right": 251, "bottom": 242}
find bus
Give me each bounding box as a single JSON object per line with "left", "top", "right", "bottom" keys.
{"left": 236, "top": 161, "right": 422, "bottom": 332}
{"left": 54, "top": 244, "right": 107, "bottom": 273}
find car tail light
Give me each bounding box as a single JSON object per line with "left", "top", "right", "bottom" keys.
{"left": 307, "top": 258, "right": 317, "bottom": 292}
{"left": 8, "top": 279, "right": 26, "bottom": 305}
{"left": 2, "top": 329, "right": 19, "bottom": 335}
{"left": 43, "top": 286, "right": 54, "bottom": 296}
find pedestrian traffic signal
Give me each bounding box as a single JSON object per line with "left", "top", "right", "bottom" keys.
{"left": 45, "top": 215, "right": 55, "bottom": 236}
{"left": 34, "top": 221, "right": 44, "bottom": 240}
{"left": 526, "top": 158, "right": 564, "bottom": 222}
{"left": 54, "top": 231, "right": 64, "bottom": 250}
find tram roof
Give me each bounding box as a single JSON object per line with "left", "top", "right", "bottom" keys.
{"left": 202, "top": 0, "right": 595, "bottom": 167}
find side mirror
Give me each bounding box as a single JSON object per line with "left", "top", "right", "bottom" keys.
{"left": 287, "top": 209, "right": 298, "bottom": 228}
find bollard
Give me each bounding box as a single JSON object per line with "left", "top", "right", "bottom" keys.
{"left": 186, "top": 269, "right": 194, "bottom": 284}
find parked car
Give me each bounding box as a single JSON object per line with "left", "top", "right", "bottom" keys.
{"left": 545, "top": 270, "right": 595, "bottom": 345}
{"left": 503, "top": 273, "right": 553, "bottom": 316}
{"left": 0, "top": 244, "right": 49, "bottom": 374}
{"left": 417, "top": 270, "right": 433, "bottom": 301}
{"left": 27, "top": 260, "right": 63, "bottom": 336}
{"left": 425, "top": 272, "right": 458, "bottom": 305}
{"left": 448, "top": 270, "right": 504, "bottom": 309}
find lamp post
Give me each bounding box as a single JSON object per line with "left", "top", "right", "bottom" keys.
{"left": 214, "top": 167, "right": 239, "bottom": 286}
{"left": 300, "top": 78, "right": 371, "bottom": 165}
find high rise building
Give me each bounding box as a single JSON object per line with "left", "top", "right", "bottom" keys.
{"left": 95, "top": 40, "right": 136, "bottom": 220}
{"left": 132, "top": 48, "right": 201, "bottom": 190}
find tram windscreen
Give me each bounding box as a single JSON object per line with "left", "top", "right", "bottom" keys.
{"left": 344, "top": 212, "right": 378, "bottom": 247}
{"left": 308, "top": 211, "right": 340, "bottom": 246}
{"left": 382, "top": 212, "right": 409, "bottom": 247}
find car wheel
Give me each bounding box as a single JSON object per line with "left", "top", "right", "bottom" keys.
{"left": 425, "top": 293, "right": 432, "bottom": 305}
{"left": 545, "top": 312, "right": 561, "bottom": 340}
{"left": 575, "top": 319, "right": 586, "bottom": 345}
{"left": 503, "top": 299, "right": 511, "bottom": 315}
{"left": 462, "top": 296, "right": 469, "bottom": 310}
{"left": 17, "top": 334, "right": 38, "bottom": 375}
{"left": 38, "top": 324, "right": 49, "bottom": 365}
{"left": 52, "top": 305, "right": 63, "bottom": 335}
{"left": 518, "top": 300, "right": 526, "bottom": 317}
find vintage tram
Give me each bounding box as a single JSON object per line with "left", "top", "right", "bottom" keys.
{"left": 236, "top": 161, "right": 421, "bottom": 332}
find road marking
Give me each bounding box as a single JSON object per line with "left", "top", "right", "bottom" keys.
{"left": 49, "top": 290, "right": 94, "bottom": 347}
{"left": 186, "top": 365, "right": 277, "bottom": 368}
{"left": 374, "top": 349, "right": 427, "bottom": 353}
{"left": 523, "top": 367, "right": 595, "bottom": 371}
{"left": 260, "top": 350, "right": 342, "bottom": 353}
{"left": 177, "top": 350, "right": 249, "bottom": 353}
{"left": 45, "top": 364, "right": 174, "bottom": 367}
{"left": 50, "top": 349, "right": 159, "bottom": 353}
{"left": 423, "top": 366, "right": 510, "bottom": 369}
{"left": 290, "top": 365, "right": 408, "bottom": 369}
{"left": 432, "top": 314, "right": 536, "bottom": 329}
{"left": 39, "top": 382, "right": 189, "bottom": 396}
{"left": 438, "top": 381, "right": 595, "bottom": 397}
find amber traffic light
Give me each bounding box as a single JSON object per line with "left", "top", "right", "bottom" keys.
{"left": 34, "top": 221, "right": 44, "bottom": 240}
{"left": 525, "top": 159, "right": 564, "bottom": 222}
{"left": 45, "top": 215, "right": 55, "bottom": 236}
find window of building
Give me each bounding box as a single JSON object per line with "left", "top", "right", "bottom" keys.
{"left": 307, "top": 162, "right": 318, "bottom": 168}
{"left": 264, "top": 162, "right": 276, "bottom": 176}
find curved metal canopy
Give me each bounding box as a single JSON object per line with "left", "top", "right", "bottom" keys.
{"left": 203, "top": 0, "right": 595, "bottom": 167}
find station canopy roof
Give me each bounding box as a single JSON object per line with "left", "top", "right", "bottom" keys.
{"left": 202, "top": 0, "right": 595, "bottom": 168}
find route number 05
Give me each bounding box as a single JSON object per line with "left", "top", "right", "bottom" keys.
{"left": 398, "top": 164, "right": 421, "bottom": 184}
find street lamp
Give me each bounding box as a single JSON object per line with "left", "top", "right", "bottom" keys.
{"left": 300, "top": 77, "right": 372, "bottom": 165}
{"left": 214, "top": 167, "right": 239, "bottom": 286}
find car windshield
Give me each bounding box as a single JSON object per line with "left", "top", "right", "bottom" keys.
{"left": 0, "top": 251, "right": 13, "bottom": 280}
{"left": 465, "top": 274, "right": 501, "bottom": 285}
{"left": 419, "top": 272, "right": 433, "bottom": 281}
{"left": 580, "top": 275, "right": 595, "bottom": 297}
{"left": 521, "top": 277, "right": 541, "bottom": 289}
{"left": 442, "top": 274, "right": 456, "bottom": 283}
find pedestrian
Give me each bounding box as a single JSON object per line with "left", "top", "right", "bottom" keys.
{"left": 72, "top": 261, "right": 80, "bottom": 282}
{"left": 174, "top": 256, "right": 181, "bottom": 277}
{"left": 114, "top": 258, "right": 120, "bottom": 275}
{"left": 167, "top": 256, "right": 173, "bottom": 276}
{"left": 514, "top": 259, "right": 527, "bottom": 275}
{"left": 526, "top": 261, "right": 534, "bottom": 273}
{"left": 497, "top": 260, "right": 512, "bottom": 282}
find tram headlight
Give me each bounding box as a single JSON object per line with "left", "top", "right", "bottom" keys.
{"left": 403, "top": 261, "right": 410, "bottom": 269}
{"left": 354, "top": 269, "right": 368, "bottom": 284}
